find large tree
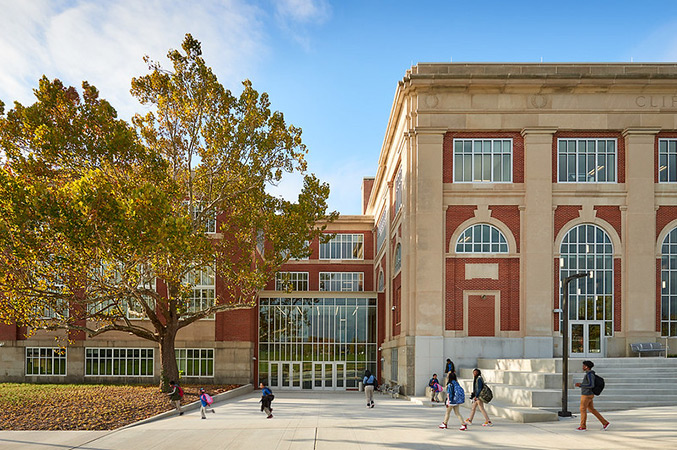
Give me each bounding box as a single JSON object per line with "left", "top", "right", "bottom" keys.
{"left": 0, "top": 34, "right": 336, "bottom": 387}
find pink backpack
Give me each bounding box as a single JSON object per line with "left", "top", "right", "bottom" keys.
{"left": 202, "top": 393, "right": 213, "bottom": 405}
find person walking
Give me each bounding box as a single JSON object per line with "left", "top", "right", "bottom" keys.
{"left": 260, "top": 382, "right": 274, "bottom": 418}
{"left": 574, "top": 360, "right": 610, "bottom": 431}
{"left": 428, "top": 374, "right": 442, "bottom": 402}
{"left": 465, "top": 369, "right": 492, "bottom": 427}
{"left": 363, "top": 369, "right": 376, "bottom": 408}
{"left": 167, "top": 380, "right": 184, "bottom": 416}
{"left": 439, "top": 372, "right": 468, "bottom": 431}
{"left": 199, "top": 388, "right": 216, "bottom": 419}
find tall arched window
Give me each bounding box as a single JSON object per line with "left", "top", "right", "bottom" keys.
{"left": 394, "top": 244, "right": 402, "bottom": 273}
{"left": 456, "top": 224, "right": 508, "bottom": 253}
{"left": 661, "top": 228, "right": 677, "bottom": 336}
{"left": 378, "top": 270, "right": 385, "bottom": 292}
{"left": 559, "top": 224, "right": 614, "bottom": 336}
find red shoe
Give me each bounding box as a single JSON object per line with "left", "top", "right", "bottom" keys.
{"left": 603, "top": 423, "right": 611, "bottom": 431}
{"left": 576, "top": 427, "right": 586, "bottom": 431}
{"left": 267, "top": 414, "right": 273, "bottom": 419}
{"left": 438, "top": 423, "right": 447, "bottom": 429}
{"left": 459, "top": 425, "right": 467, "bottom": 431}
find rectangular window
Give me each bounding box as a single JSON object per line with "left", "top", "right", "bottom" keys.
{"left": 557, "top": 138, "right": 617, "bottom": 183}
{"left": 453, "top": 139, "right": 512, "bottom": 183}
{"left": 175, "top": 348, "right": 214, "bottom": 377}
{"left": 319, "top": 272, "right": 364, "bottom": 292}
{"left": 191, "top": 203, "right": 217, "bottom": 234}
{"left": 659, "top": 139, "right": 677, "bottom": 183}
{"left": 275, "top": 272, "right": 309, "bottom": 291}
{"left": 391, "top": 348, "right": 398, "bottom": 381}
{"left": 184, "top": 268, "right": 216, "bottom": 316}
{"left": 88, "top": 264, "right": 156, "bottom": 319}
{"left": 394, "top": 167, "right": 403, "bottom": 213}
{"left": 376, "top": 210, "right": 387, "bottom": 252}
{"left": 25, "top": 347, "right": 67, "bottom": 376}
{"left": 319, "top": 234, "right": 364, "bottom": 260}
{"left": 85, "top": 348, "right": 154, "bottom": 377}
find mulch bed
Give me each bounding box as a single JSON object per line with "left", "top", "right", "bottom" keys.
{"left": 0, "top": 383, "right": 239, "bottom": 430}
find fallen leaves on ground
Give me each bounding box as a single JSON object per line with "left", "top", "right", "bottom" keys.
{"left": 0, "top": 383, "right": 239, "bottom": 430}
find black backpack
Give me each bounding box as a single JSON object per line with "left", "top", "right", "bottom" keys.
{"left": 592, "top": 374, "right": 605, "bottom": 396}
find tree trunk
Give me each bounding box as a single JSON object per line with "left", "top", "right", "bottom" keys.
{"left": 159, "top": 328, "right": 179, "bottom": 392}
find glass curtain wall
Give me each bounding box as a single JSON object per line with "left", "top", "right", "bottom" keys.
{"left": 259, "top": 297, "right": 377, "bottom": 389}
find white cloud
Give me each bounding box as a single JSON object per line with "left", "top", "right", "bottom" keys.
{"left": 0, "top": 0, "right": 266, "bottom": 119}
{"left": 273, "top": 0, "right": 331, "bottom": 49}
{"left": 626, "top": 20, "right": 677, "bottom": 62}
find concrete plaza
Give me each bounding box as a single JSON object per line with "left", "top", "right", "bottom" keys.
{"left": 0, "top": 390, "right": 675, "bottom": 450}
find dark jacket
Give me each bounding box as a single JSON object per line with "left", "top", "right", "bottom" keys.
{"left": 260, "top": 387, "right": 274, "bottom": 412}
{"left": 471, "top": 376, "right": 484, "bottom": 399}
{"left": 579, "top": 370, "right": 595, "bottom": 396}
{"left": 168, "top": 385, "right": 182, "bottom": 401}
{"left": 445, "top": 361, "right": 455, "bottom": 373}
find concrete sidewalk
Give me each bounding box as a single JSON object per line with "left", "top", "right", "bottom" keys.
{"left": 1, "top": 391, "right": 675, "bottom": 449}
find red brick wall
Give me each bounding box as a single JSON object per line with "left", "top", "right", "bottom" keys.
{"left": 489, "top": 205, "right": 521, "bottom": 252}
{"left": 594, "top": 206, "right": 622, "bottom": 239}
{"left": 362, "top": 178, "right": 375, "bottom": 215}
{"left": 554, "top": 205, "right": 582, "bottom": 239}
{"left": 444, "top": 258, "right": 520, "bottom": 331}
{"left": 443, "top": 132, "right": 525, "bottom": 183}
{"left": 268, "top": 263, "right": 374, "bottom": 291}
{"left": 656, "top": 206, "right": 677, "bottom": 240}
{"left": 468, "top": 295, "right": 495, "bottom": 336}
{"left": 656, "top": 258, "right": 662, "bottom": 333}
{"left": 215, "top": 307, "right": 257, "bottom": 342}
{"left": 0, "top": 323, "right": 17, "bottom": 340}
{"left": 552, "top": 132, "right": 625, "bottom": 183}
{"left": 655, "top": 132, "right": 677, "bottom": 183}
{"left": 614, "top": 258, "right": 622, "bottom": 332}
{"left": 445, "top": 206, "right": 477, "bottom": 250}
{"left": 392, "top": 272, "right": 401, "bottom": 336}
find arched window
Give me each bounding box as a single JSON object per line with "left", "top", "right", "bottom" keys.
{"left": 456, "top": 224, "right": 508, "bottom": 254}
{"left": 394, "top": 244, "right": 402, "bottom": 273}
{"left": 661, "top": 228, "right": 677, "bottom": 336}
{"left": 378, "top": 270, "right": 385, "bottom": 292}
{"left": 559, "top": 224, "right": 614, "bottom": 336}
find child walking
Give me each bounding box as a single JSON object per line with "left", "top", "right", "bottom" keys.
{"left": 439, "top": 372, "right": 468, "bottom": 431}
{"left": 199, "top": 388, "right": 216, "bottom": 419}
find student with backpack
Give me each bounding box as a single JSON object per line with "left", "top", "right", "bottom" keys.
{"left": 574, "top": 360, "right": 610, "bottom": 431}
{"left": 168, "top": 380, "right": 184, "bottom": 416}
{"left": 439, "top": 372, "right": 468, "bottom": 431}
{"left": 199, "top": 387, "right": 216, "bottom": 419}
{"left": 428, "top": 374, "right": 442, "bottom": 402}
{"left": 465, "top": 369, "right": 492, "bottom": 427}
{"left": 260, "top": 382, "right": 274, "bottom": 418}
{"left": 363, "top": 369, "right": 377, "bottom": 408}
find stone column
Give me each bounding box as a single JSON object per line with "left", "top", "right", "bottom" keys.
{"left": 521, "top": 128, "right": 557, "bottom": 357}
{"left": 623, "top": 128, "right": 660, "bottom": 342}
{"left": 410, "top": 128, "right": 445, "bottom": 395}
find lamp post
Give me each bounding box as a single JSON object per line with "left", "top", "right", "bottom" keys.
{"left": 558, "top": 270, "right": 592, "bottom": 418}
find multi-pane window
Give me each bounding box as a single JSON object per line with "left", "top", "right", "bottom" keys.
{"left": 456, "top": 224, "right": 508, "bottom": 254}
{"left": 453, "top": 139, "right": 512, "bottom": 183}
{"left": 394, "top": 167, "right": 403, "bottom": 213}
{"left": 190, "top": 203, "right": 217, "bottom": 233}
{"left": 319, "top": 272, "right": 364, "bottom": 292}
{"left": 38, "top": 300, "right": 69, "bottom": 320}
{"left": 85, "top": 348, "right": 154, "bottom": 376}
{"left": 259, "top": 297, "right": 378, "bottom": 388}
{"left": 394, "top": 244, "right": 402, "bottom": 273}
{"left": 376, "top": 210, "right": 387, "bottom": 252}
{"left": 661, "top": 227, "right": 677, "bottom": 336}
{"left": 557, "top": 138, "right": 616, "bottom": 183}
{"left": 257, "top": 230, "right": 265, "bottom": 256}
{"left": 559, "top": 224, "right": 614, "bottom": 336}
{"left": 275, "top": 272, "right": 309, "bottom": 291}
{"left": 184, "top": 268, "right": 216, "bottom": 314}
{"left": 377, "top": 270, "right": 385, "bottom": 292}
{"left": 391, "top": 348, "right": 398, "bottom": 381}
{"left": 175, "top": 348, "right": 214, "bottom": 377}
{"left": 319, "top": 234, "right": 364, "bottom": 260}
{"left": 658, "top": 139, "right": 677, "bottom": 183}
{"left": 88, "top": 265, "right": 156, "bottom": 319}
{"left": 25, "top": 348, "right": 67, "bottom": 376}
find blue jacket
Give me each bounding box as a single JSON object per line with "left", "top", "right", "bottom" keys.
{"left": 472, "top": 376, "right": 484, "bottom": 398}
{"left": 199, "top": 393, "right": 210, "bottom": 407}
{"left": 261, "top": 387, "right": 272, "bottom": 397}
{"left": 363, "top": 375, "right": 376, "bottom": 386}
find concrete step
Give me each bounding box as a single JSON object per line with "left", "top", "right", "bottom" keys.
{"left": 478, "top": 357, "right": 677, "bottom": 374}
{"left": 408, "top": 396, "right": 448, "bottom": 408}
{"left": 459, "top": 368, "right": 576, "bottom": 389}
{"left": 459, "top": 398, "right": 559, "bottom": 423}
{"left": 458, "top": 379, "right": 559, "bottom": 408}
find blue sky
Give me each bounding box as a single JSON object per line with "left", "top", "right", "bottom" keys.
{"left": 2, "top": 1, "right": 677, "bottom": 215}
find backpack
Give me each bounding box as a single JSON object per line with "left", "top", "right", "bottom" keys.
{"left": 177, "top": 386, "right": 184, "bottom": 398}
{"left": 592, "top": 373, "right": 605, "bottom": 396}
{"left": 202, "top": 393, "right": 213, "bottom": 405}
{"left": 478, "top": 384, "right": 493, "bottom": 403}
{"left": 446, "top": 381, "right": 465, "bottom": 405}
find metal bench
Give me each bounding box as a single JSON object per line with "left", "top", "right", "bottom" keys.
{"left": 386, "top": 384, "right": 402, "bottom": 398}
{"left": 630, "top": 342, "right": 667, "bottom": 357}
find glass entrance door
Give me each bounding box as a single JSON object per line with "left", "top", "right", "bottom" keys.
{"left": 570, "top": 321, "right": 604, "bottom": 357}
{"left": 268, "top": 362, "right": 302, "bottom": 389}
{"left": 312, "top": 362, "right": 346, "bottom": 390}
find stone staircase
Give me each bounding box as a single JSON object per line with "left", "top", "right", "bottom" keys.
{"left": 455, "top": 357, "right": 677, "bottom": 423}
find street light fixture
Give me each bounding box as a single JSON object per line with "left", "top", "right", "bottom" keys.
{"left": 558, "top": 268, "right": 593, "bottom": 418}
